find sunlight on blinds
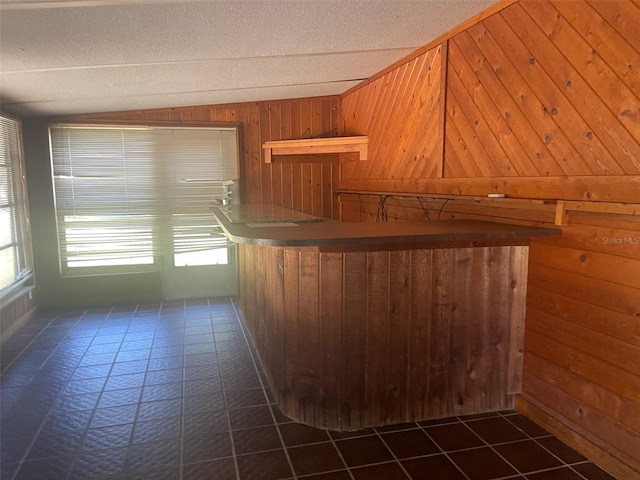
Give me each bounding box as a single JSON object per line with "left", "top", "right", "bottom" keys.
{"left": 0, "top": 115, "right": 32, "bottom": 294}
{"left": 50, "top": 125, "right": 238, "bottom": 275}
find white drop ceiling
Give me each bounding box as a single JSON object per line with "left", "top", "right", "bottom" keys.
{"left": 0, "top": 0, "right": 498, "bottom": 118}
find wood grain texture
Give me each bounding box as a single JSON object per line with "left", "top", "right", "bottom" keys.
{"left": 237, "top": 242, "right": 529, "bottom": 430}
{"left": 339, "top": 189, "right": 640, "bottom": 476}
{"left": 341, "top": 46, "right": 443, "bottom": 181}
{"left": 339, "top": 0, "right": 640, "bottom": 190}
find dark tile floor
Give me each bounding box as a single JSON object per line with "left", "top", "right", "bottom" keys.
{"left": 0, "top": 297, "right": 616, "bottom": 480}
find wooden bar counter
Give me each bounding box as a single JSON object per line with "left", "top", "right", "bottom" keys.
{"left": 213, "top": 205, "right": 560, "bottom": 431}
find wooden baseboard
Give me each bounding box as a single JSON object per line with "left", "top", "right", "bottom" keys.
{"left": 0, "top": 306, "right": 37, "bottom": 344}
{"left": 516, "top": 395, "right": 638, "bottom": 480}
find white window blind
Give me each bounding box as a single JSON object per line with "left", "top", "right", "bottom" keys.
{"left": 0, "top": 114, "right": 32, "bottom": 294}
{"left": 50, "top": 125, "right": 238, "bottom": 275}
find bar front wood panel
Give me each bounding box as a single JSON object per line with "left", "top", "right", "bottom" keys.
{"left": 239, "top": 243, "right": 529, "bottom": 431}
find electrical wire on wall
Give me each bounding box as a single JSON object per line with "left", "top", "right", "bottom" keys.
{"left": 438, "top": 198, "right": 451, "bottom": 220}
{"left": 376, "top": 195, "right": 389, "bottom": 222}
{"left": 301, "top": 108, "right": 346, "bottom": 139}
{"left": 332, "top": 107, "right": 346, "bottom": 137}
{"left": 416, "top": 197, "right": 431, "bottom": 220}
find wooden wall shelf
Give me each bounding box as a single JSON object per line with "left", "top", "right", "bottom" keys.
{"left": 263, "top": 136, "right": 368, "bottom": 163}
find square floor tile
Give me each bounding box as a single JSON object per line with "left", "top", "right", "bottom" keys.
{"left": 132, "top": 416, "right": 181, "bottom": 444}
{"left": 68, "top": 446, "right": 127, "bottom": 479}
{"left": 183, "top": 411, "right": 229, "bottom": 436}
{"left": 494, "top": 439, "right": 562, "bottom": 473}
{"left": 536, "top": 436, "right": 586, "bottom": 464}
{"left": 278, "top": 422, "right": 330, "bottom": 446}
{"left": 81, "top": 423, "right": 134, "bottom": 451}
{"left": 297, "top": 472, "right": 351, "bottom": 480}
{"left": 182, "top": 431, "right": 233, "bottom": 463}
{"left": 236, "top": 449, "right": 293, "bottom": 480}
{"left": 288, "top": 442, "right": 345, "bottom": 476}
{"left": 465, "top": 416, "right": 528, "bottom": 444}
{"left": 448, "top": 447, "right": 517, "bottom": 480}
{"left": 525, "top": 467, "right": 584, "bottom": 480}
{"left": 424, "top": 423, "right": 484, "bottom": 451}
{"left": 27, "top": 431, "right": 84, "bottom": 459}
{"left": 504, "top": 414, "right": 551, "bottom": 438}
{"left": 381, "top": 428, "right": 440, "bottom": 459}
{"left": 233, "top": 425, "right": 282, "bottom": 454}
{"left": 91, "top": 404, "right": 138, "bottom": 428}
{"left": 229, "top": 405, "right": 275, "bottom": 429}
{"left": 335, "top": 435, "right": 393, "bottom": 467}
{"left": 350, "top": 461, "right": 409, "bottom": 479}
{"left": 402, "top": 454, "right": 466, "bottom": 480}
{"left": 182, "top": 457, "right": 236, "bottom": 480}
{"left": 137, "top": 398, "right": 182, "bottom": 421}
{"left": 13, "top": 455, "right": 74, "bottom": 480}
{"left": 126, "top": 438, "right": 181, "bottom": 472}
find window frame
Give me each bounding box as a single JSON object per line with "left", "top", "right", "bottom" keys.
{"left": 49, "top": 122, "right": 240, "bottom": 277}
{"left": 0, "top": 113, "right": 34, "bottom": 297}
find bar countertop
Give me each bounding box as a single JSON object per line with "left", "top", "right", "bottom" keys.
{"left": 212, "top": 205, "right": 561, "bottom": 251}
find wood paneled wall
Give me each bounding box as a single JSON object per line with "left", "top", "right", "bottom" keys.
{"left": 65, "top": 96, "right": 342, "bottom": 219}
{"left": 341, "top": 45, "right": 444, "bottom": 180}
{"left": 338, "top": 1, "right": 640, "bottom": 477}
{"left": 338, "top": 0, "right": 640, "bottom": 201}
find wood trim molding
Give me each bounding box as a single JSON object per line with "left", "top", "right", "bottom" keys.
{"left": 263, "top": 136, "right": 368, "bottom": 164}
{"left": 335, "top": 176, "right": 640, "bottom": 204}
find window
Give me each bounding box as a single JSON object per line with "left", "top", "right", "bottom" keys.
{"left": 0, "top": 114, "right": 33, "bottom": 295}
{"left": 49, "top": 125, "right": 238, "bottom": 276}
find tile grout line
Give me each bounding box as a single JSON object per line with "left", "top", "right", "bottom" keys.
{"left": 213, "top": 296, "right": 242, "bottom": 480}
{"left": 459, "top": 415, "right": 543, "bottom": 479}
{"left": 6, "top": 310, "right": 71, "bottom": 480}
{"left": 415, "top": 419, "right": 473, "bottom": 480}
{"left": 372, "top": 427, "right": 415, "bottom": 479}
{"left": 497, "top": 411, "right": 593, "bottom": 480}
{"left": 229, "top": 297, "right": 299, "bottom": 480}
{"left": 325, "top": 434, "right": 357, "bottom": 480}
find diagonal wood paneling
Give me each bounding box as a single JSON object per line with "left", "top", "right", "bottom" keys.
{"left": 447, "top": 0, "right": 640, "bottom": 177}
{"left": 341, "top": 46, "right": 443, "bottom": 180}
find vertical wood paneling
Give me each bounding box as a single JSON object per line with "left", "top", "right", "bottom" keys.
{"left": 364, "top": 251, "right": 390, "bottom": 426}
{"left": 407, "top": 249, "right": 433, "bottom": 419}
{"left": 341, "top": 252, "right": 367, "bottom": 428}
{"left": 387, "top": 250, "right": 411, "bottom": 421}
{"left": 319, "top": 252, "right": 343, "bottom": 427}
{"left": 240, "top": 243, "right": 525, "bottom": 430}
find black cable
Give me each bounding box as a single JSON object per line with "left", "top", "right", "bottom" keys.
{"left": 416, "top": 197, "right": 431, "bottom": 220}
{"left": 332, "top": 107, "right": 347, "bottom": 136}
{"left": 437, "top": 198, "right": 451, "bottom": 220}
{"left": 376, "top": 195, "right": 389, "bottom": 222}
